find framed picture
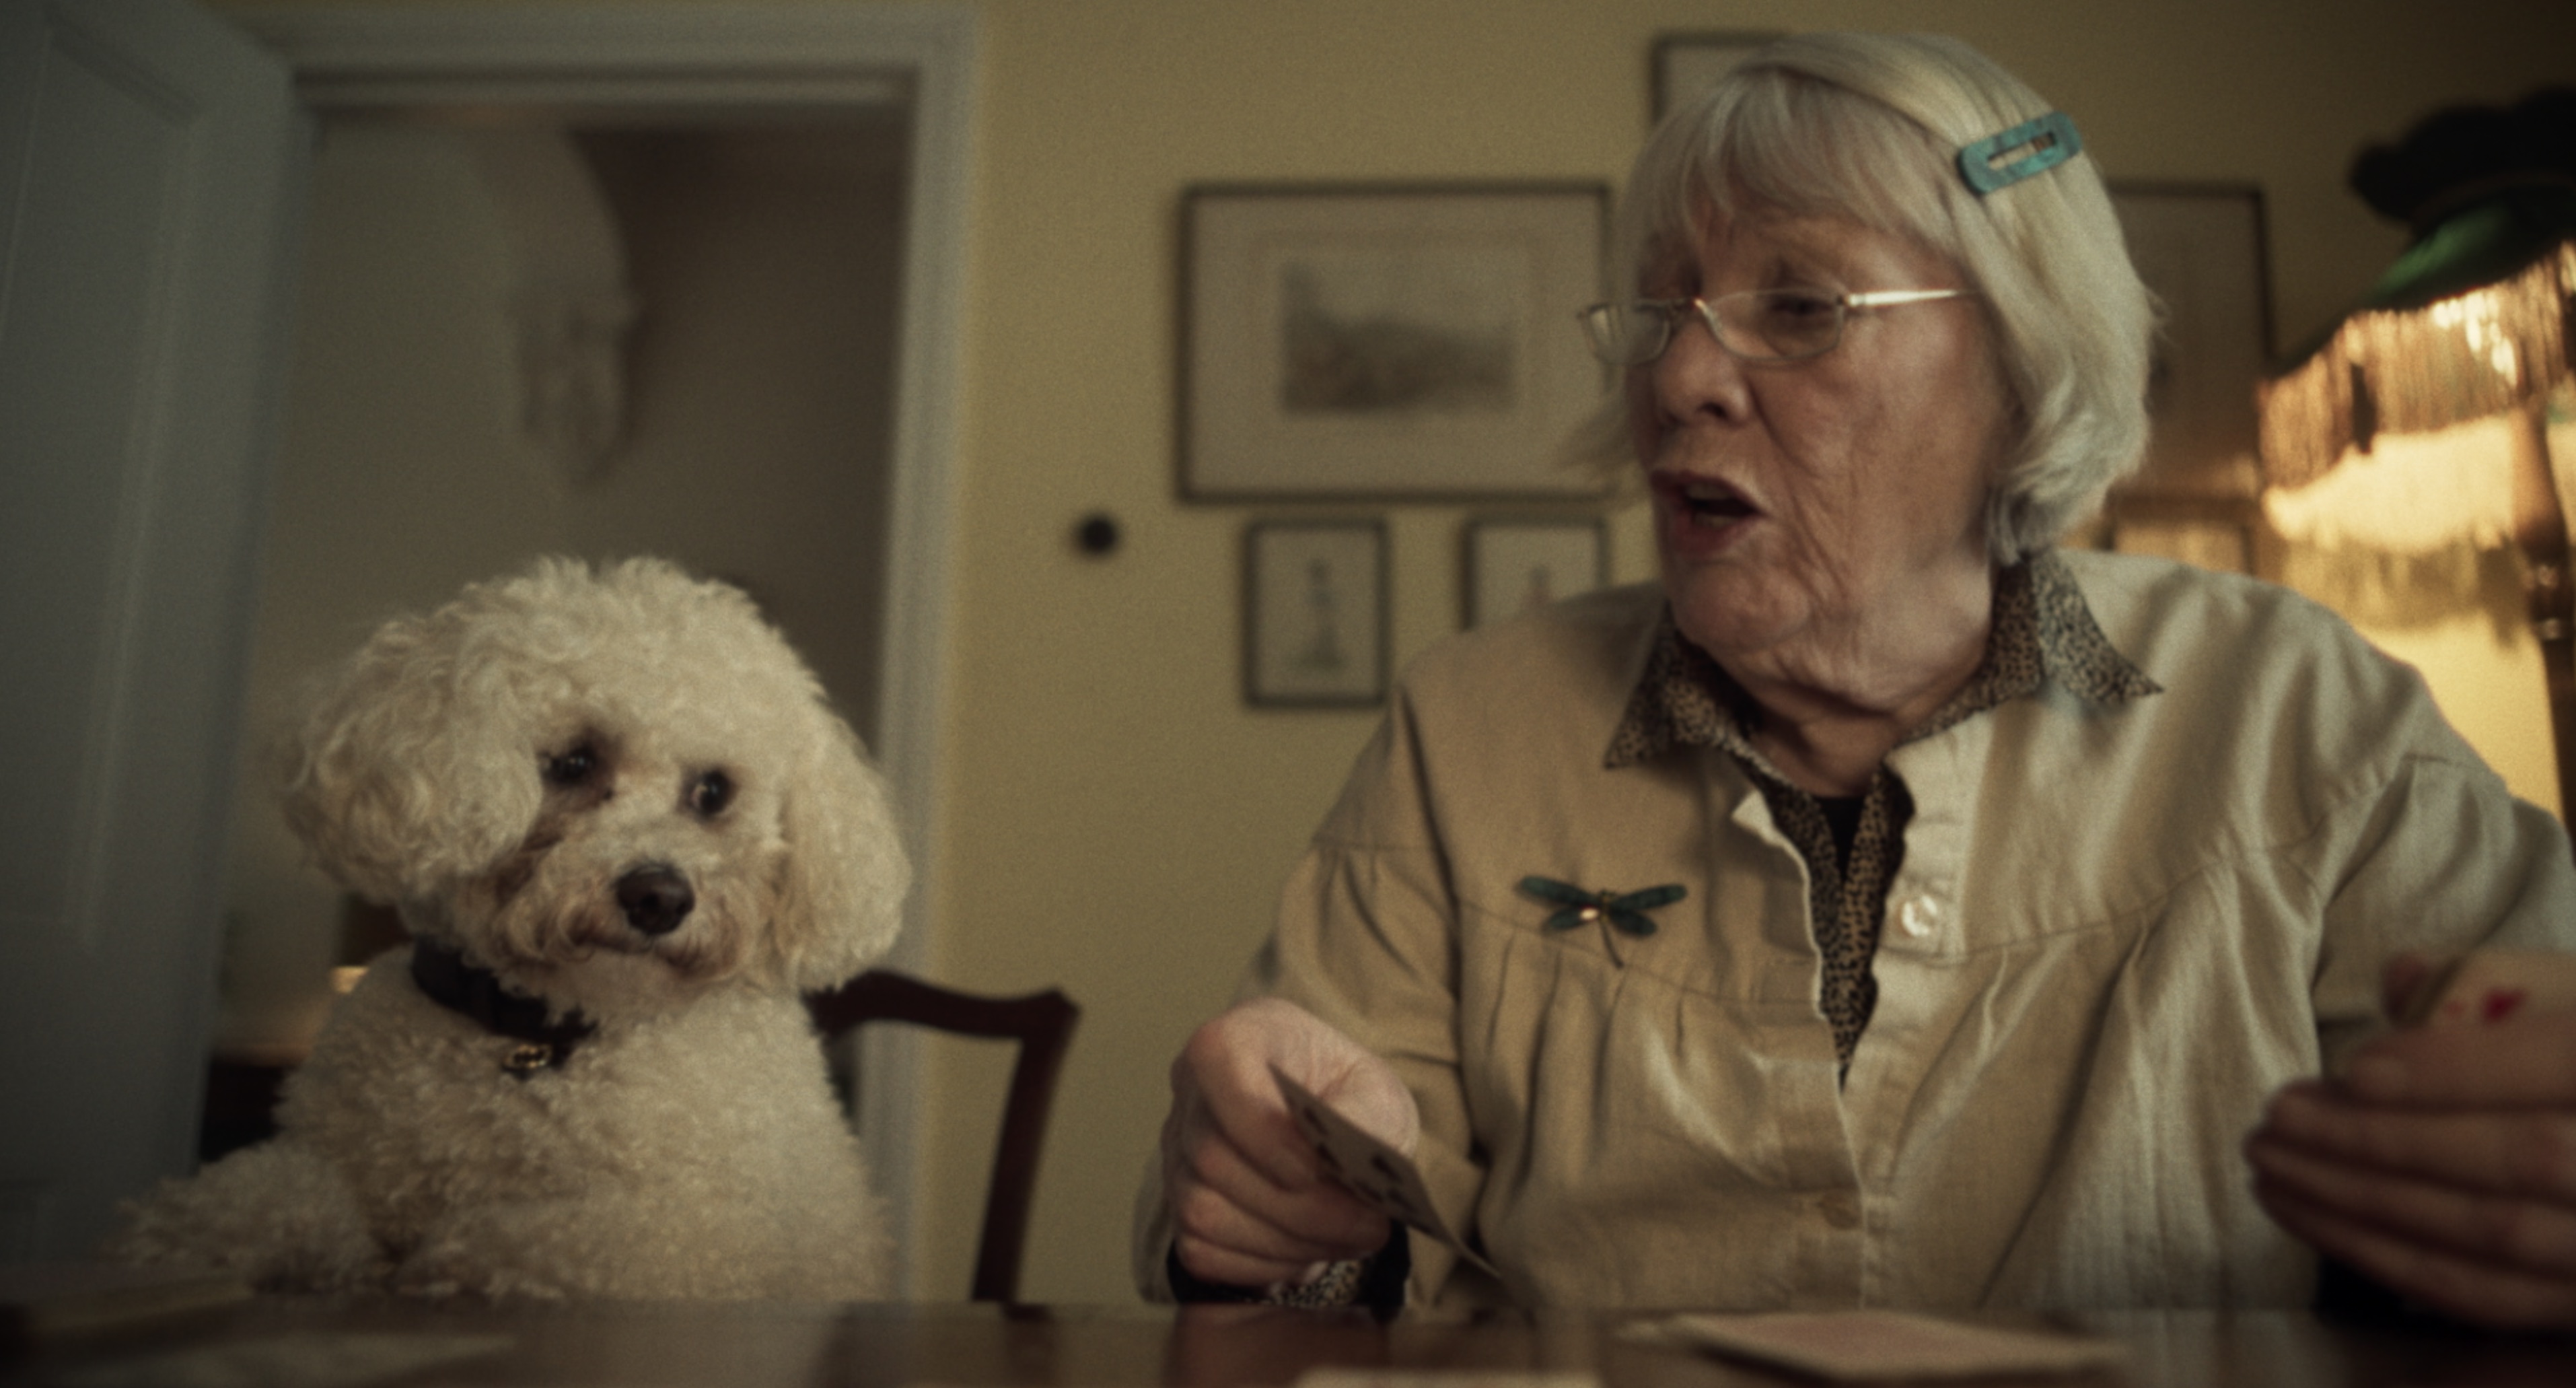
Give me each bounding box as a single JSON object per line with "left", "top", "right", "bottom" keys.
{"left": 1181, "top": 184, "right": 1611, "bottom": 501}
{"left": 2106, "top": 182, "right": 2273, "bottom": 502}
{"left": 1463, "top": 516, "right": 1608, "bottom": 629}
{"left": 1651, "top": 31, "right": 1784, "bottom": 120}
{"left": 1243, "top": 519, "right": 1389, "bottom": 707}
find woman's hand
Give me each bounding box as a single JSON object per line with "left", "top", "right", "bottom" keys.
{"left": 2246, "top": 956, "right": 2576, "bottom": 1327}
{"left": 1159, "top": 997, "right": 1420, "bottom": 1289}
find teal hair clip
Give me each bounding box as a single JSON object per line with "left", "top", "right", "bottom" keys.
{"left": 1957, "top": 111, "right": 2083, "bottom": 195}
{"left": 1520, "top": 876, "right": 1687, "bottom": 938}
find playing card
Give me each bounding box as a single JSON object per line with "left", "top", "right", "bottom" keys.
{"left": 1635, "top": 1310, "right": 2122, "bottom": 1381}
{"left": 2397, "top": 948, "right": 2576, "bottom": 1029}
{"left": 1270, "top": 1066, "right": 1501, "bottom": 1278}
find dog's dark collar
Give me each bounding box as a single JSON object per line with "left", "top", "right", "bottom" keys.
{"left": 409, "top": 941, "right": 597, "bottom": 1078}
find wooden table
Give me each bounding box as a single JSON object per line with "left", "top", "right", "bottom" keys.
{"left": 4, "top": 1298, "right": 2573, "bottom": 1387}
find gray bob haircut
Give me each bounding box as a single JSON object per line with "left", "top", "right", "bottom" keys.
{"left": 1587, "top": 32, "right": 2155, "bottom": 562}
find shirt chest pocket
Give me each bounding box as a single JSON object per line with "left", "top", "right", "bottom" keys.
{"left": 1454, "top": 881, "right": 1832, "bottom": 1154}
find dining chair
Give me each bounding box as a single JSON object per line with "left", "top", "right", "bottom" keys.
{"left": 805, "top": 969, "right": 1080, "bottom": 1304}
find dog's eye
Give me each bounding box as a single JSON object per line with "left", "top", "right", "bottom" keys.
{"left": 688, "top": 770, "right": 735, "bottom": 817}
{"left": 542, "top": 744, "right": 600, "bottom": 786}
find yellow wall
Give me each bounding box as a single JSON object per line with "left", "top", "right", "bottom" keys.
{"left": 218, "top": 0, "right": 2576, "bottom": 1303}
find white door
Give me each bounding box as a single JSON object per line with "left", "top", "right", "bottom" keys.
{"left": 0, "top": 0, "right": 303, "bottom": 1263}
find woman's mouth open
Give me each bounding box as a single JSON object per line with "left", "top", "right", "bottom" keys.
{"left": 1652, "top": 473, "right": 1760, "bottom": 546}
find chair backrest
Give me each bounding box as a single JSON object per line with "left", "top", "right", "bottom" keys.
{"left": 806, "top": 969, "right": 1079, "bottom": 1304}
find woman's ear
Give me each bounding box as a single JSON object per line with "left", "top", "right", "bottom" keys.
{"left": 769, "top": 709, "right": 910, "bottom": 992}
{"left": 278, "top": 618, "right": 540, "bottom": 905}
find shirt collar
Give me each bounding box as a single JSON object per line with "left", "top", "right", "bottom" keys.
{"left": 1605, "top": 548, "right": 2160, "bottom": 769}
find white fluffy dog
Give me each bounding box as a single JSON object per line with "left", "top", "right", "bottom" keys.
{"left": 110, "top": 557, "right": 906, "bottom": 1300}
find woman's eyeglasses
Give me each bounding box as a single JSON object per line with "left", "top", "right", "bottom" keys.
{"left": 1579, "top": 287, "right": 1972, "bottom": 366}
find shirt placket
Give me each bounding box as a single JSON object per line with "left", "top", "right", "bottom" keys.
{"left": 1718, "top": 771, "right": 1867, "bottom": 1306}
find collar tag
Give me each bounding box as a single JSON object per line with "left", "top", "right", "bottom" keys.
{"left": 409, "top": 942, "right": 597, "bottom": 1075}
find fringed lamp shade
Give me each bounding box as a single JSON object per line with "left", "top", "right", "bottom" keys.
{"left": 2258, "top": 191, "right": 2575, "bottom": 491}
{"left": 2256, "top": 89, "right": 2576, "bottom": 821}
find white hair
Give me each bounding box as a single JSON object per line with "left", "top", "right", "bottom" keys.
{"left": 1585, "top": 32, "right": 2156, "bottom": 562}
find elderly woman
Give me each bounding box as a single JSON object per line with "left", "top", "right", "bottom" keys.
{"left": 1137, "top": 32, "right": 2576, "bottom": 1324}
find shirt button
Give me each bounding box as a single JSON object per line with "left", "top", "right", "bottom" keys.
{"left": 1897, "top": 895, "right": 1943, "bottom": 938}
{"left": 1818, "top": 1190, "right": 1861, "bottom": 1230}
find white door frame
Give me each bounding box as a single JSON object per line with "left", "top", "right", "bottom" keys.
{"left": 228, "top": 3, "right": 975, "bottom": 1295}
{"left": 3, "top": 0, "right": 305, "bottom": 1265}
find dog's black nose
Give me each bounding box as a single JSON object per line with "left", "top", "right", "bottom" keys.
{"left": 614, "top": 866, "right": 695, "bottom": 936}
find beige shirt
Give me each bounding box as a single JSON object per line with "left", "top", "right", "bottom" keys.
{"left": 1135, "top": 551, "right": 2576, "bottom": 1311}
{"left": 1607, "top": 552, "right": 2166, "bottom": 1068}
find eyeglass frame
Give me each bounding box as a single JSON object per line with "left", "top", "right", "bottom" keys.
{"left": 1578, "top": 287, "right": 1975, "bottom": 366}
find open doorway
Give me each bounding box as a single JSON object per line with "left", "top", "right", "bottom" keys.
{"left": 213, "top": 5, "right": 976, "bottom": 1295}
{"left": 217, "top": 111, "right": 912, "bottom": 1055}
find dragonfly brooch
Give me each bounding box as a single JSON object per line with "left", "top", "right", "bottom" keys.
{"left": 1519, "top": 876, "right": 1688, "bottom": 938}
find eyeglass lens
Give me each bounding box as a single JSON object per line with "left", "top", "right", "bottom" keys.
{"left": 1582, "top": 291, "right": 1847, "bottom": 366}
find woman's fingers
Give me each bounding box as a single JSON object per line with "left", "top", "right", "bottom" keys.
{"left": 1164, "top": 1134, "right": 1391, "bottom": 1288}
{"left": 1165, "top": 1104, "right": 1389, "bottom": 1257}
{"left": 2377, "top": 951, "right": 2438, "bottom": 1022}
{"left": 2248, "top": 1114, "right": 2576, "bottom": 1278}
{"left": 2258, "top": 1080, "right": 2576, "bottom": 1204}
{"left": 1177, "top": 1006, "right": 1333, "bottom": 1190}
{"left": 2252, "top": 1169, "right": 2576, "bottom": 1328}
{"left": 2248, "top": 1045, "right": 2576, "bottom": 1330}
{"left": 2339, "top": 1014, "right": 2576, "bottom": 1112}
{"left": 1158, "top": 998, "right": 1413, "bottom": 1288}
{"left": 1187, "top": 998, "right": 1422, "bottom": 1178}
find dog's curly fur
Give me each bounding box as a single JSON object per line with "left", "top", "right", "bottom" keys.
{"left": 108, "top": 557, "right": 906, "bottom": 1300}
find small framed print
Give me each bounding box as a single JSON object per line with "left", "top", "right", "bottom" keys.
{"left": 1243, "top": 519, "right": 1389, "bottom": 707}
{"left": 1463, "top": 516, "right": 1608, "bottom": 629}
{"left": 1652, "top": 31, "right": 1785, "bottom": 121}
{"left": 1181, "top": 183, "right": 1611, "bottom": 501}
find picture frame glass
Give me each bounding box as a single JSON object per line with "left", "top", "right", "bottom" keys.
{"left": 1186, "top": 186, "right": 1609, "bottom": 501}
{"left": 1246, "top": 522, "right": 1387, "bottom": 705}
{"left": 1466, "top": 519, "right": 1606, "bottom": 629}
